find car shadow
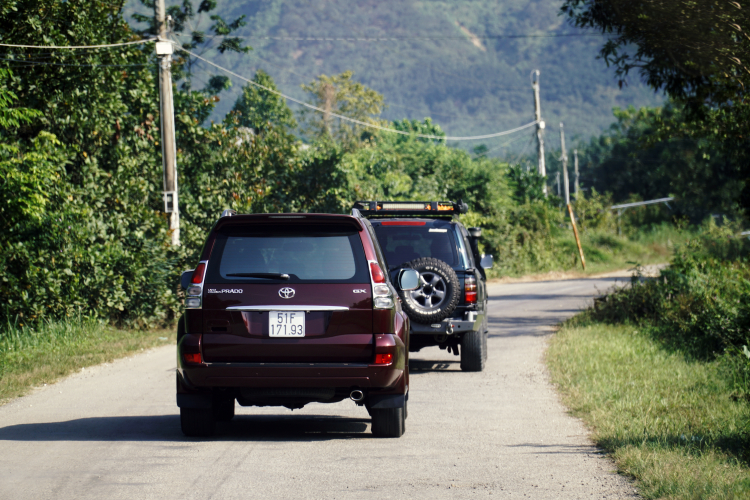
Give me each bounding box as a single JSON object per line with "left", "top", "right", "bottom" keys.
{"left": 409, "top": 359, "right": 461, "bottom": 372}
{"left": 0, "top": 414, "right": 372, "bottom": 442}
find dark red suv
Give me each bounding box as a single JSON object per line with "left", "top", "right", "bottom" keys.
{"left": 176, "top": 210, "right": 419, "bottom": 438}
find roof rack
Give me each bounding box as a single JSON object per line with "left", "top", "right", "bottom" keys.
{"left": 352, "top": 200, "right": 468, "bottom": 219}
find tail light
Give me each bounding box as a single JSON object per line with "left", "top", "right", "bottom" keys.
{"left": 186, "top": 262, "right": 206, "bottom": 309}
{"left": 465, "top": 276, "right": 477, "bottom": 304}
{"left": 183, "top": 352, "right": 202, "bottom": 364}
{"left": 191, "top": 263, "right": 206, "bottom": 284}
{"left": 374, "top": 353, "right": 393, "bottom": 365}
{"left": 369, "top": 262, "right": 386, "bottom": 283}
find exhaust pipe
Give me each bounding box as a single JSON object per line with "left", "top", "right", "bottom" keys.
{"left": 349, "top": 389, "right": 365, "bottom": 403}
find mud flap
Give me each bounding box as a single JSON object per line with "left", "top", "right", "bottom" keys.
{"left": 368, "top": 392, "right": 406, "bottom": 409}
{"left": 177, "top": 394, "right": 212, "bottom": 409}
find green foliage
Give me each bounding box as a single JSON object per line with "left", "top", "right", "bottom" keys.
{"left": 572, "top": 188, "right": 615, "bottom": 233}
{"left": 583, "top": 224, "right": 750, "bottom": 359}
{"left": 299, "top": 71, "right": 386, "bottom": 147}
{"left": 131, "top": 0, "right": 250, "bottom": 89}
{"left": 506, "top": 164, "right": 546, "bottom": 204}
{"left": 226, "top": 69, "right": 297, "bottom": 135}
{"left": 571, "top": 105, "right": 745, "bottom": 220}
{"left": 559, "top": 1, "right": 750, "bottom": 216}
{"left": 0, "top": 68, "right": 42, "bottom": 129}
{"left": 0, "top": 132, "right": 67, "bottom": 230}
{"left": 560, "top": 0, "right": 749, "bottom": 111}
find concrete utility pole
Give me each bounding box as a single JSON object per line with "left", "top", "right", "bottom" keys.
{"left": 560, "top": 123, "right": 569, "bottom": 205}
{"left": 556, "top": 171, "right": 561, "bottom": 197}
{"left": 573, "top": 149, "right": 580, "bottom": 199}
{"left": 155, "top": 0, "right": 180, "bottom": 246}
{"left": 531, "top": 70, "right": 547, "bottom": 197}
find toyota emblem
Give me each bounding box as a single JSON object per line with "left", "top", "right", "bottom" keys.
{"left": 279, "top": 287, "right": 295, "bottom": 299}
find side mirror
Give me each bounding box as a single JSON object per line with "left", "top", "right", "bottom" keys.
{"left": 480, "top": 254, "right": 494, "bottom": 269}
{"left": 180, "top": 270, "right": 194, "bottom": 290}
{"left": 468, "top": 227, "right": 482, "bottom": 238}
{"left": 397, "top": 268, "right": 420, "bottom": 291}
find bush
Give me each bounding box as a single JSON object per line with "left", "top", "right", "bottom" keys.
{"left": 584, "top": 224, "right": 750, "bottom": 359}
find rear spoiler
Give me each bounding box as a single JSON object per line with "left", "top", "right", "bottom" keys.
{"left": 214, "top": 214, "right": 363, "bottom": 231}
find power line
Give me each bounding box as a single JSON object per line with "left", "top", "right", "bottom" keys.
{"left": 173, "top": 32, "right": 605, "bottom": 42}
{"left": 177, "top": 45, "right": 538, "bottom": 141}
{"left": 0, "top": 38, "right": 157, "bottom": 49}
{"left": 0, "top": 57, "right": 150, "bottom": 68}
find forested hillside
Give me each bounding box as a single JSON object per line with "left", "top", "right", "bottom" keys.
{"left": 125, "top": 0, "right": 661, "bottom": 153}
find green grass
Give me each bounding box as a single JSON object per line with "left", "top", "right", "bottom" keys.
{"left": 492, "top": 224, "right": 688, "bottom": 278}
{"left": 0, "top": 317, "right": 175, "bottom": 404}
{"left": 547, "top": 323, "right": 750, "bottom": 499}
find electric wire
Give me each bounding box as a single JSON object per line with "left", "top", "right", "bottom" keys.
{"left": 0, "top": 38, "right": 158, "bottom": 49}
{"left": 172, "top": 32, "right": 605, "bottom": 42}
{"left": 0, "top": 56, "right": 151, "bottom": 68}
{"left": 177, "top": 45, "right": 539, "bottom": 141}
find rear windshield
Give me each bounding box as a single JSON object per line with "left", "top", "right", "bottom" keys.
{"left": 206, "top": 225, "right": 369, "bottom": 284}
{"left": 373, "top": 224, "right": 459, "bottom": 268}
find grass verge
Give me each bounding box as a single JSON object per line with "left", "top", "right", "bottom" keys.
{"left": 0, "top": 317, "right": 175, "bottom": 404}
{"left": 548, "top": 323, "right": 750, "bottom": 499}
{"left": 491, "top": 223, "right": 688, "bottom": 279}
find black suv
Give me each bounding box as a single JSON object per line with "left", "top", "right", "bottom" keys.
{"left": 353, "top": 201, "right": 493, "bottom": 371}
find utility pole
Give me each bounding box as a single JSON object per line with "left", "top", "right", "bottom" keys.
{"left": 560, "top": 122, "right": 585, "bottom": 269}
{"left": 556, "top": 171, "right": 561, "bottom": 197}
{"left": 531, "top": 70, "right": 546, "bottom": 197}
{"left": 573, "top": 149, "right": 580, "bottom": 199}
{"left": 560, "top": 123, "right": 569, "bottom": 205}
{"left": 155, "top": 0, "right": 180, "bottom": 246}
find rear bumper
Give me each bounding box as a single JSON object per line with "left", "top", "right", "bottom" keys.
{"left": 177, "top": 333, "right": 406, "bottom": 396}
{"left": 180, "top": 362, "right": 398, "bottom": 389}
{"left": 410, "top": 311, "right": 482, "bottom": 335}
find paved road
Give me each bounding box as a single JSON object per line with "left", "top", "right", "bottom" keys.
{"left": 0, "top": 276, "right": 639, "bottom": 499}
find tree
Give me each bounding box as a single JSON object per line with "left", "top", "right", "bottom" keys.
{"left": 560, "top": 0, "right": 750, "bottom": 215}
{"left": 560, "top": 0, "right": 749, "bottom": 109}
{"left": 300, "top": 71, "right": 386, "bottom": 147}
{"left": 131, "top": 0, "right": 250, "bottom": 90}
{"left": 226, "top": 70, "right": 296, "bottom": 136}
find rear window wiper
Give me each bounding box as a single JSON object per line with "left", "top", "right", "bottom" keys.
{"left": 225, "top": 273, "right": 290, "bottom": 280}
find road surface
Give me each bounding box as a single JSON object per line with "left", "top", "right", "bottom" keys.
{"left": 0, "top": 276, "right": 639, "bottom": 499}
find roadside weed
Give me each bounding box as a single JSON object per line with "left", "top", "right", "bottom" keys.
{"left": 0, "top": 317, "right": 174, "bottom": 404}
{"left": 548, "top": 324, "right": 750, "bottom": 499}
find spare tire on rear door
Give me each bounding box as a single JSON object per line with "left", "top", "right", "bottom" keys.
{"left": 397, "top": 257, "right": 460, "bottom": 324}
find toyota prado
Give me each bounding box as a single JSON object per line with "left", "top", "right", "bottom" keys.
{"left": 177, "top": 210, "right": 419, "bottom": 438}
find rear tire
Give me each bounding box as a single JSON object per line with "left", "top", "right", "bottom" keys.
{"left": 371, "top": 407, "right": 405, "bottom": 438}
{"left": 213, "top": 397, "right": 235, "bottom": 422}
{"left": 180, "top": 407, "right": 216, "bottom": 437}
{"left": 460, "top": 329, "right": 486, "bottom": 372}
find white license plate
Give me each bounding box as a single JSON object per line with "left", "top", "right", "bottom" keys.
{"left": 268, "top": 311, "right": 305, "bottom": 337}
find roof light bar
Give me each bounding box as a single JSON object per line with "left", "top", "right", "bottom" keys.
{"left": 353, "top": 200, "right": 468, "bottom": 218}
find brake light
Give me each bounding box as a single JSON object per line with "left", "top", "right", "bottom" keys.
{"left": 465, "top": 276, "right": 477, "bottom": 304}
{"left": 380, "top": 221, "right": 426, "bottom": 226}
{"left": 374, "top": 353, "right": 393, "bottom": 365}
{"left": 183, "top": 352, "right": 202, "bottom": 364}
{"left": 369, "top": 262, "right": 386, "bottom": 283}
{"left": 191, "top": 263, "right": 206, "bottom": 284}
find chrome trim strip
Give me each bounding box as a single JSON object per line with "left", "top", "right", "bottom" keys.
{"left": 226, "top": 305, "right": 350, "bottom": 312}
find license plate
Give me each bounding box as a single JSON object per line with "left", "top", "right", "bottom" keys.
{"left": 268, "top": 311, "right": 305, "bottom": 337}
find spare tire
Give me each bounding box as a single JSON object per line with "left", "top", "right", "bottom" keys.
{"left": 398, "top": 258, "right": 460, "bottom": 324}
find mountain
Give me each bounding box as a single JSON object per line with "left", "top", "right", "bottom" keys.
{"left": 128, "top": 0, "right": 663, "bottom": 155}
